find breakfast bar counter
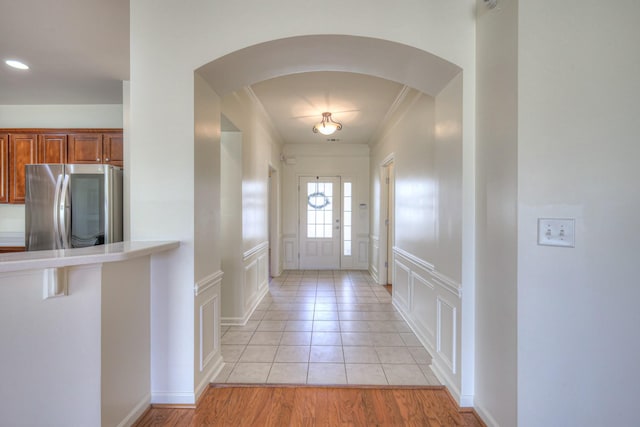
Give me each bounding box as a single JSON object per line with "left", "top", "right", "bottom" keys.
{"left": 0, "top": 240, "right": 180, "bottom": 426}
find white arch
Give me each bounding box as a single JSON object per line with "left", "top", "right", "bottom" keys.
{"left": 196, "top": 34, "right": 461, "bottom": 96}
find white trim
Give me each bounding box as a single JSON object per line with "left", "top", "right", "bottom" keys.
{"left": 194, "top": 270, "right": 224, "bottom": 296}
{"left": 474, "top": 402, "right": 499, "bottom": 427}
{"left": 199, "top": 294, "right": 219, "bottom": 371}
{"left": 431, "top": 270, "right": 462, "bottom": 298}
{"left": 116, "top": 393, "right": 151, "bottom": 427}
{"left": 245, "top": 87, "right": 284, "bottom": 142}
{"left": 243, "top": 241, "right": 269, "bottom": 261}
{"left": 393, "top": 246, "right": 435, "bottom": 271}
{"left": 194, "top": 356, "right": 224, "bottom": 405}
{"left": 151, "top": 391, "right": 196, "bottom": 405}
{"left": 430, "top": 361, "right": 463, "bottom": 406}
{"left": 369, "top": 85, "right": 411, "bottom": 148}
{"left": 393, "top": 247, "right": 462, "bottom": 298}
{"left": 221, "top": 284, "right": 269, "bottom": 326}
{"left": 380, "top": 151, "right": 396, "bottom": 167}
{"left": 436, "top": 296, "right": 457, "bottom": 374}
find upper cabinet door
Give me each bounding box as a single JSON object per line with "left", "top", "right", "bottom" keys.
{"left": 103, "top": 134, "right": 123, "bottom": 167}
{"left": 0, "top": 134, "right": 8, "bottom": 203}
{"left": 38, "top": 134, "right": 67, "bottom": 164}
{"left": 8, "top": 134, "right": 37, "bottom": 204}
{"left": 67, "top": 133, "right": 103, "bottom": 163}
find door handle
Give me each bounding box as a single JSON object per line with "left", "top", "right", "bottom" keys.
{"left": 59, "top": 175, "right": 71, "bottom": 249}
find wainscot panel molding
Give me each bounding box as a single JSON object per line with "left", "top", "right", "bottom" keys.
{"left": 436, "top": 296, "right": 457, "bottom": 374}
{"left": 243, "top": 241, "right": 269, "bottom": 261}
{"left": 393, "top": 259, "right": 411, "bottom": 312}
{"left": 283, "top": 234, "right": 297, "bottom": 270}
{"left": 369, "top": 235, "right": 380, "bottom": 283}
{"left": 199, "top": 294, "right": 220, "bottom": 372}
{"left": 393, "top": 246, "right": 435, "bottom": 272}
{"left": 194, "top": 270, "right": 224, "bottom": 296}
{"left": 356, "top": 234, "right": 369, "bottom": 267}
{"left": 220, "top": 243, "right": 270, "bottom": 327}
{"left": 391, "top": 247, "right": 462, "bottom": 405}
{"left": 193, "top": 271, "right": 223, "bottom": 405}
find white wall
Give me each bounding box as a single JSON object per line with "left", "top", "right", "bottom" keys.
{"left": 0, "top": 258, "right": 153, "bottom": 426}
{"left": 129, "top": 0, "right": 476, "bottom": 405}
{"left": 101, "top": 257, "right": 151, "bottom": 427}
{"left": 219, "top": 89, "right": 280, "bottom": 324}
{"left": 193, "top": 74, "right": 224, "bottom": 400}
{"left": 370, "top": 82, "right": 466, "bottom": 402}
{"left": 0, "top": 267, "right": 102, "bottom": 426}
{"left": 281, "top": 143, "right": 370, "bottom": 270}
{"left": 517, "top": 2, "right": 640, "bottom": 426}
{"left": 221, "top": 89, "right": 282, "bottom": 254}
{"left": 220, "top": 130, "right": 244, "bottom": 321}
{"left": 0, "top": 104, "right": 124, "bottom": 234}
{"left": 475, "top": 0, "right": 518, "bottom": 425}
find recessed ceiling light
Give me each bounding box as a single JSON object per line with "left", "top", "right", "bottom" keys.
{"left": 5, "top": 60, "right": 29, "bottom": 70}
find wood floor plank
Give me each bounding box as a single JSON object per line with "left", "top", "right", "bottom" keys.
{"left": 134, "top": 385, "right": 485, "bottom": 426}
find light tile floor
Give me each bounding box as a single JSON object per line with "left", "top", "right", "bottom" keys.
{"left": 214, "top": 270, "right": 440, "bottom": 386}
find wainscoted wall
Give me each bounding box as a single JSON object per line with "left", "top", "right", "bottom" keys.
{"left": 194, "top": 270, "right": 224, "bottom": 402}
{"left": 221, "top": 242, "right": 270, "bottom": 325}
{"left": 243, "top": 241, "right": 270, "bottom": 313}
{"left": 392, "top": 247, "right": 462, "bottom": 403}
{"left": 283, "top": 234, "right": 297, "bottom": 270}
{"left": 369, "top": 235, "right": 380, "bottom": 283}
{"left": 356, "top": 234, "right": 369, "bottom": 268}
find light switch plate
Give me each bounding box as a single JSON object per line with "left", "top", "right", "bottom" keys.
{"left": 538, "top": 218, "right": 575, "bottom": 247}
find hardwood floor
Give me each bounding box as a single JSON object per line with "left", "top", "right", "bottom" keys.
{"left": 134, "top": 385, "right": 485, "bottom": 426}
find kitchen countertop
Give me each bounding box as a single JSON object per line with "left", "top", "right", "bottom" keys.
{"left": 0, "top": 240, "right": 180, "bottom": 273}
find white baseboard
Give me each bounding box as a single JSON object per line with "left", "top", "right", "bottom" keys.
{"left": 150, "top": 391, "right": 196, "bottom": 405}
{"left": 474, "top": 402, "right": 499, "bottom": 427}
{"left": 116, "top": 393, "right": 151, "bottom": 427}
{"left": 221, "top": 284, "right": 269, "bottom": 326}
{"left": 195, "top": 355, "right": 224, "bottom": 403}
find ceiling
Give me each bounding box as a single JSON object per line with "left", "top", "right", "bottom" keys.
{"left": 1, "top": 1, "right": 410, "bottom": 145}
{"left": 249, "top": 72, "right": 405, "bottom": 145}
{"left": 0, "top": 0, "right": 129, "bottom": 105}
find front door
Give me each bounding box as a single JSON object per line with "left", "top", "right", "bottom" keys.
{"left": 299, "top": 176, "right": 341, "bottom": 269}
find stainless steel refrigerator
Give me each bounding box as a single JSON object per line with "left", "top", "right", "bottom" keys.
{"left": 25, "top": 164, "right": 123, "bottom": 251}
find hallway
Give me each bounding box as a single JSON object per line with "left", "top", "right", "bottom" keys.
{"left": 215, "top": 270, "right": 440, "bottom": 386}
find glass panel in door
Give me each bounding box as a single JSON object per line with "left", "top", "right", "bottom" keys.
{"left": 69, "top": 174, "right": 105, "bottom": 247}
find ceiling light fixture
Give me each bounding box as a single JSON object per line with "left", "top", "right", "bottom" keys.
{"left": 312, "top": 112, "right": 342, "bottom": 136}
{"left": 5, "top": 59, "right": 29, "bottom": 70}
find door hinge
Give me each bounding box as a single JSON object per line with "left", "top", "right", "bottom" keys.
{"left": 298, "top": 253, "right": 300, "bottom": 259}
{"left": 385, "top": 219, "right": 389, "bottom": 226}
{"left": 385, "top": 261, "right": 388, "bottom": 268}
{"left": 385, "top": 177, "right": 390, "bottom": 184}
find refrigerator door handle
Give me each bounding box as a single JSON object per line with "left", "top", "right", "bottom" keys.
{"left": 52, "top": 175, "right": 64, "bottom": 249}
{"left": 59, "top": 175, "right": 71, "bottom": 249}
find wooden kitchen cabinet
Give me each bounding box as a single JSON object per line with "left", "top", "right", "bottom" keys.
{"left": 0, "top": 128, "right": 123, "bottom": 204}
{"left": 8, "top": 134, "right": 37, "bottom": 204}
{"left": 103, "top": 134, "right": 123, "bottom": 166}
{"left": 68, "top": 133, "right": 123, "bottom": 166}
{"left": 0, "top": 134, "right": 8, "bottom": 203}
{"left": 38, "top": 134, "right": 67, "bottom": 163}
{"left": 67, "top": 133, "right": 103, "bottom": 163}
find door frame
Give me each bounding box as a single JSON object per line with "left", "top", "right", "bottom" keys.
{"left": 379, "top": 153, "right": 395, "bottom": 284}
{"left": 298, "top": 175, "right": 342, "bottom": 270}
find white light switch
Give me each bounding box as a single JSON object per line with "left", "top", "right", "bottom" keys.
{"left": 538, "top": 218, "right": 575, "bottom": 248}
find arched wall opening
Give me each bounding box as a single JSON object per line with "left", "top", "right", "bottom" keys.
{"left": 192, "top": 34, "right": 470, "bottom": 403}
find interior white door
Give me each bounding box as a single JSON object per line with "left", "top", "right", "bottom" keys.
{"left": 299, "top": 176, "right": 341, "bottom": 269}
